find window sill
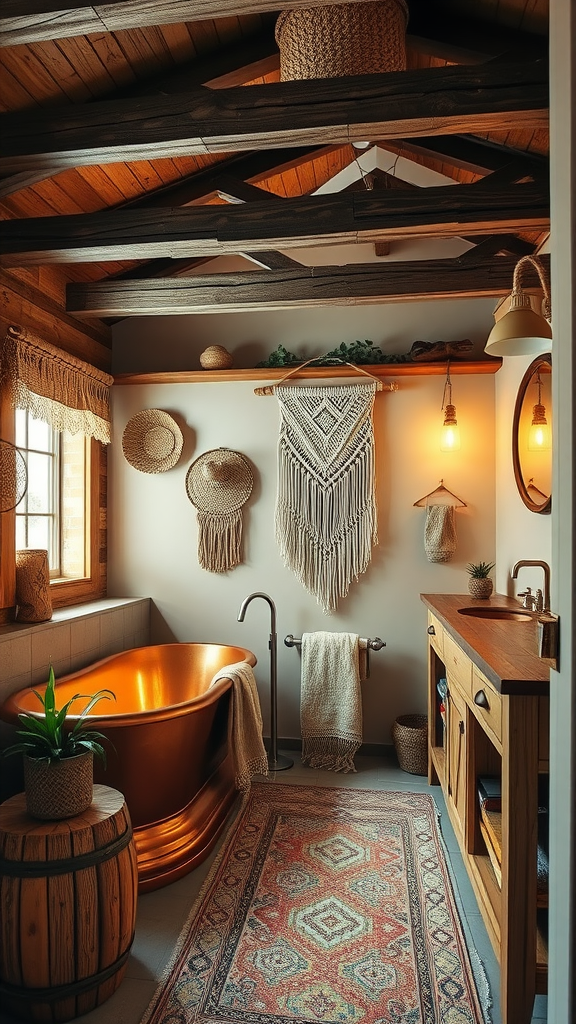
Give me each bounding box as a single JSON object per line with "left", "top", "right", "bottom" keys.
{"left": 0, "top": 597, "right": 146, "bottom": 639}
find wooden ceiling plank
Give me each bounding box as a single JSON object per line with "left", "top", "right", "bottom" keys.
{"left": 0, "top": 180, "right": 549, "bottom": 265}
{"left": 0, "top": 63, "right": 548, "bottom": 174}
{"left": 87, "top": 31, "right": 139, "bottom": 90}
{"left": 65, "top": 253, "right": 548, "bottom": 318}
{"left": 0, "top": 1, "right": 551, "bottom": 48}
{"left": 29, "top": 40, "right": 95, "bottom": 104}
{"left": 0, "top": 62, "right": 40, "bottom": 113}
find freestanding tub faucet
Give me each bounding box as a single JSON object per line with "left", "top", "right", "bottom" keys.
{"left": 511, "top": 560, "right": 551, "bottom": 613}
{"left": 237, "top": 592, "right": 293, "bottom": 772}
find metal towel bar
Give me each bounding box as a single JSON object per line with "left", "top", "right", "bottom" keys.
{"left": 284, "top": 635, "right": 385, "bottom": 650}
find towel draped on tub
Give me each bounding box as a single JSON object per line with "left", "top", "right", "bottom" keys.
{"left": 300, "top": 631, "right": 363, "bottom": 773}
{"left": 209, "top": 661, "right": 268, "bottom": 791}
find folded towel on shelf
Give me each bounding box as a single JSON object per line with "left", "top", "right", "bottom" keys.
{"left": 300, "top": 631, "right": 362, "bottom": 773}
{"left": 209, "top": 661, "right": 268, "bottom": 791}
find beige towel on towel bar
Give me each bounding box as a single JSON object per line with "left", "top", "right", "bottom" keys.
{"left": 424, "top": 503, "right": 457, "bottom": 562}
{"left": 209, "top": 661, "right": 268, "bottom": 791}
{"left": 300, "top": 631, "right": 362, "bottom": 773}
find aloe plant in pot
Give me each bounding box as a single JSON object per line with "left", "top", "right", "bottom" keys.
{"left": 466, "top": 561, "right": 495, "bottom": 600}
{"left": 2, "top": 666, "right": 115, "bottom": 820}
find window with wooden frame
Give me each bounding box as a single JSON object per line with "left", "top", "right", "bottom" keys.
{"left": 0, "top": 326, "right": 110, "bottom": 620}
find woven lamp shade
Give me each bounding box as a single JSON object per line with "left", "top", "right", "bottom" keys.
{"left": 275, "top": 0, "right": 408, "bottom": 81}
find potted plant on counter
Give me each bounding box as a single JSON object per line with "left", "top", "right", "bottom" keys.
{"left": 466, "top": 561, "right": 495, "bottom": 600}
{"left": 2, "top": 665, "right": 115, "bottom": 820}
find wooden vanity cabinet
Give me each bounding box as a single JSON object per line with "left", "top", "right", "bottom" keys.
{"left": 423, "top": 596, "right": 550, "bottom": 1024}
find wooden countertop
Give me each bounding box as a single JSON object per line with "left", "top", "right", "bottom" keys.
{"left": 421, "top": 593, "right": 552, "bottom": 696}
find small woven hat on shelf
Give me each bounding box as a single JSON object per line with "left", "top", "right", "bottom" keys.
{"left": 122, "top": 409, "right": 183, "bottom": 474}
{"left": 185, "top": 448, "right": 254, "bottom": 573}
{"left": 275, "top": 0, "right": 408, "bottom": 81}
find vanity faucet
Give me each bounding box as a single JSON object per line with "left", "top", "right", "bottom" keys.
{"left": 511, "top": 560, "right": 551, "bottom": 613}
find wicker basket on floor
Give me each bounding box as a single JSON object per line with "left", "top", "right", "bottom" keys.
{"left": 275, "top": 0, "right": 409, "bottom": 81}
{"left": 392, "top": 714, "right": 428, "bottom": 775}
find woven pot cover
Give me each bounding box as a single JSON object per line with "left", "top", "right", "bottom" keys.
{"left": 122, "top": 409, "right": 183, "bottom": 473}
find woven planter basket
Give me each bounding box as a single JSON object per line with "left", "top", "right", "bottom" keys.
{"left": 392, "top": 714, "right": 428, "bottom": 776}
{"left": 24, "top": 751, "right": 94, "bottom": 820}
{"left": 468, "top": 578, "right": 494, "bottom": 600}
{"left": 275, "top": 0, "right": 408, "bottom": 81}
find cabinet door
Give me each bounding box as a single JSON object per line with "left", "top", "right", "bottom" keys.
{"left": 446, "top": 682, "right": 467, "bottom": 841}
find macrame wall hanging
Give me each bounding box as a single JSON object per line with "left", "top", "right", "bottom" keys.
{"left": 186, "top": 449, "right": 253, "bottom": 574}
{"left": 274, "top": 382, "right": 378, "bottom": 612}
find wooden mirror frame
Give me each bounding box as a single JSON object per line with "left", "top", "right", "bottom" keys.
{"left": 512, "top": 353, "right": 552, "bottom": 514}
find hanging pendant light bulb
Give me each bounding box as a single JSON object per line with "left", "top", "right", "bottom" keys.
{"left": 440, "top": 362, "right": 461, "bottom": 452}
{"left": 528, "top": 369, "right": 552, "bottom": 451}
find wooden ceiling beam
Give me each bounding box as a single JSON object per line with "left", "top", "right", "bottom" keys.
{"left": 0, "top": 63, "right": 548, "bottom": 175}
{"left": 0, "top": 0, "right": 551, "bottom": 49}
{"left": 65, "top": 253, "right": 550, "bottom": 318}
{"left": 0, "top": 180, "right": 549, "bottom": 266}
{"left": 380, "top": 135, "right": 549, "bottom": 177}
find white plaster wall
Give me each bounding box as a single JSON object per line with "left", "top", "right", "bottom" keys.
{"left": 112, "top": 296, "right": 497, "bottom": 374}
{"left": 109, "top": 301, "right": 497, "bottom": 746}
{"left": 495, "top": 354, "right": 552, "bottom": 600}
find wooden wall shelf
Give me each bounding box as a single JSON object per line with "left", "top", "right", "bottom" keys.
{"left": 114, "top": 360, "right": 501, "bottom": 386}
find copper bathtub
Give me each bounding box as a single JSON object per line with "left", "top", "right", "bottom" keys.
{"left": 1, "top": 642, "right": 256, "bottom": 892}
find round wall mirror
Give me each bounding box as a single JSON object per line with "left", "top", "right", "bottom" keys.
{"left": 512, "top": 353, "right": 552, "bottom": 514}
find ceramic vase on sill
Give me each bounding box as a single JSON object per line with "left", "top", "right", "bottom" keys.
{"left": 15, "top": 548, "right": 53, "bottom": 623}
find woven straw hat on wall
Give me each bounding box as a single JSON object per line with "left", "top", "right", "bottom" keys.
{"left": 186, "top": 449, "right": 254, "bottom": 573}
{"left": 122, "top": 409, "right": 183, "bottom": 474}
{"left": 275, "top": 0, "right": 409, "bottom": 81}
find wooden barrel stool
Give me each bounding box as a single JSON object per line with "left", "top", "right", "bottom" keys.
{"left": 0, "top": 784, "right": 138, "bottom": 1022}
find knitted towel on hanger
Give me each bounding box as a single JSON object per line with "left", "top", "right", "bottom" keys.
{"left": 275, "top": 382, "right": 378, "bottom": 613}
{"left": 300, "top": 631, "right": 362, "bottom": 773}
{"left": 424, "top": 503, "right": 457, "bottom": 562}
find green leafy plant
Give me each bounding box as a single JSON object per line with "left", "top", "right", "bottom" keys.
{"left": 256, "top": 344, "right": 302, "bottom": 368}
{"left": 2, "top": 666, "right": 115, "bottom": 765}
{"left": 466, "top": 561, "right": 495, "bottom": 579}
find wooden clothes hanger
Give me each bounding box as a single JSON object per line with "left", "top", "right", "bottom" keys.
{"left": 254, "top": 356, "right": 398, "bottom": 395}
{"left": 413, "top": 479, "right": 467, "bottom": 508}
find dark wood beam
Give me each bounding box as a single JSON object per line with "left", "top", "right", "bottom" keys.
{"left": 0, "top": 1, "right": 390, "bottom": 46}
{"left": 0, "top": 180, "right": 549, "bottom": 266}
{"left": 382, "top": 135, "right": 548, "bottom": 177}
{"left": 0, "top": 63, "right": 548, "bottom": 175}
{"left": 406, "top": 7, "right": 547, "bottom": 66}
{"left": 0, "top": 29, "right": 279, "bottom": 198}
{"left": 66, "top": 253, "right": 551, "bottom": 317}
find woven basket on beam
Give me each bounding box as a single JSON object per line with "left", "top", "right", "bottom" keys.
{"left": 275, "top": 0, "right": 409, "bottom": 81}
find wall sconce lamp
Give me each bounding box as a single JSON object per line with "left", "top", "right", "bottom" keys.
{"left": 528, "top": 369, "right": 552, "bottom": 451}
{"left": 440, "top": 362, "right": 461, "bottom": 452}
{"left": 485, "top": 254, "right": 552, "bottom": 357}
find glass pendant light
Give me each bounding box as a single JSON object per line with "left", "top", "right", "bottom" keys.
{"left": 528, "top": 369, "right": 552, "bottom": 451}
{"left": 440, "top": 362, "right": 461, "bottom": 452}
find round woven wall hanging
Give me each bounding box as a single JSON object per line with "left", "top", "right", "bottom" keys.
{"left": 185, "top": 448, "right": 253, "bottom": 573}
{"left": 0, "top": 440, "right": 27, "bottom": 512}
{"left": 122, "top": 409, "right": 183, "bottom": 474}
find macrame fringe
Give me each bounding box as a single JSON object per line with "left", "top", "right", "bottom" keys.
{"left": 1, "top": 326, "right": 113, "bottom": 444}
{"left": 275, "top": 429, "right": 377, "bottom": 612}
{"left": 301, "top": 735, "right": 360, "bottom": 773}
{"left": 197, "top": 510, "right": 242, "bottom": 573}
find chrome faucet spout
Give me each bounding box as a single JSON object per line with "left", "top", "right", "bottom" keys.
{"left": 236, "top": 592, "right": 292, "bottom": 773}
{"left": 511, "top": 560, "right": 551, "bottom": 613}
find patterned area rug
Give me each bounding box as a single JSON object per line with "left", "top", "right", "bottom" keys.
{"left": 141, "top": 783, "right": 488, "bottom": 1024}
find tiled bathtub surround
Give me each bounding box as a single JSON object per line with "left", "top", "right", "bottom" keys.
{"left": 0, "top": 597, "right": 151, "bottom": 706}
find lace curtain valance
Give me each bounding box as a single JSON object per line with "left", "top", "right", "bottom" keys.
{"left": 0, "top": 325, "right": 113, "bottom": 444}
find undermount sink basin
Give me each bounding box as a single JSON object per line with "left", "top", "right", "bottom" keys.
{"left": 458, "top": 606, "right": 533, "bottom": 621}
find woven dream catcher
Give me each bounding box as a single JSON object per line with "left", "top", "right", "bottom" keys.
{"left": 0, "top": 439, "right": 27, "bottom": 512}
{"left": 186, "top": 449, "right": 253, "bottom": 573}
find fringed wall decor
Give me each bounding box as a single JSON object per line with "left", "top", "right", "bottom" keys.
{"left": 275, "top": 382, "right": 378, "bottom": 612}
{"left": 0, "top": 326, "right": 113, "bottom": 444}
{"left": 413, "top": 481, "right": 467, "bottom": 563}
{"left": 186, "top": 449, "right": 253, "bottom": 574}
